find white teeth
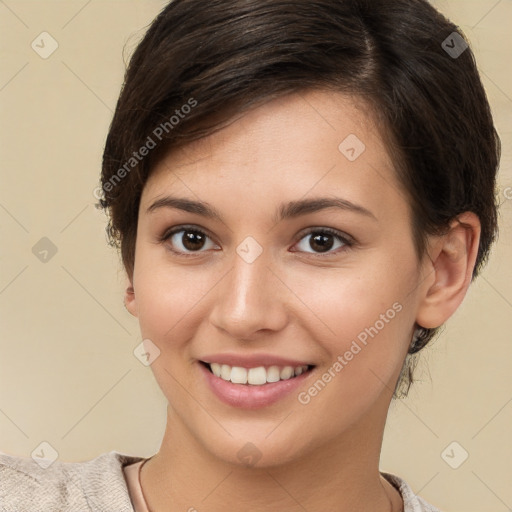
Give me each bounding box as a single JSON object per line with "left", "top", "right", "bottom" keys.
{"left": 210, "top": 362, "right": 222, "bottom": 377}
{"left": 230, "top": 366, "right": 248, "bottom": 384}
{"left": 247, "top": 367, "right": 267, "bottom": 385}
{"left": 295, "top": 365, "right": 308, "bottom": 376}
{"left": 207, "top": 362, "right": 310, "bottom": 386}
{"left": 266, "top": 366, "right": 281, "bottom": 383}
{"left": 220, "top": 364, "right": 231, "bottom": 380}
{"left": 280, "top": 366, "right": 294, "bottom": 380}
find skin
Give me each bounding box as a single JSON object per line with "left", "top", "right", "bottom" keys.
{"left": 125, "top": 90, "right": 480, "bottom": 512}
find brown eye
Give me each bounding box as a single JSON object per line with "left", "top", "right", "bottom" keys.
{"left": 161, "top": 227, "right": 218, "bottom": 256}
{"left": 294, "top": 228, "right": 352, "bottom": 256}
{"left": 179, "top": 230, "right": 207, "bottom": 251}
{"left": 309, "top": 233, "right": 335, "bottom": 253}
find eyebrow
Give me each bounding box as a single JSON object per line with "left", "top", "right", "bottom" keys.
{"left": 146, "top": 195, "right": 377, "bottom": 222}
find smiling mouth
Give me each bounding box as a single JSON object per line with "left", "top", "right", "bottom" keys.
{"left": 200, "top": 361, "right": 315, "bottom": 386}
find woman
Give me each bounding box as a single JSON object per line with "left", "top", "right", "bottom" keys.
{"left": 0, "top": 0, "right": 500, "bottom": 510}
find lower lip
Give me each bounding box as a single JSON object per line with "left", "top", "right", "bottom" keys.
{"left": 199, "top": 362, "right": 313, "bottom": 409}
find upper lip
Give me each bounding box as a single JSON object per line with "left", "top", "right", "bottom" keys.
{"left": 199, "top": 353, "right": 314, "bottom": 368}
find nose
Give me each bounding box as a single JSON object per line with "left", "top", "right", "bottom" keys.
{"left": 208, "top": 248, "right": 289, "bottom": 341}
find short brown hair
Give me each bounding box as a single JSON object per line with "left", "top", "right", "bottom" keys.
{"left": 99, "top": 0, "right": 500, "bottom": 396}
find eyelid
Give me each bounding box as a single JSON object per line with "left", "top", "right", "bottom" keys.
{"left": 295, "top": 226, "right": 355, "bottom": 246}
{"left": 159, "top": 224, "right": 217, "bottom": 244}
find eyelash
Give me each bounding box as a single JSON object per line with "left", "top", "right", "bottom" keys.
{"left": 158, "top": 225, "right": 355, "bottom": 259}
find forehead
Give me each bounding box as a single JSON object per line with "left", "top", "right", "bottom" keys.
{"left": 141, "top": 90, "right": 407, "bottom": 221}
{"left": 151, "top": 91, "right": 385, "bottom": 170}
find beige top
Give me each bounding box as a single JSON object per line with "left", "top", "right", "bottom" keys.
{"left": 0, "top": 449, "right": 440, "bottom": 511}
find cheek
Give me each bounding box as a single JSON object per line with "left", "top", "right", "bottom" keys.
{"left": 293, "top": 281, "right": 413, "bottom": 431}
{"left": 300, "top": 260, "right": 412, "bottom": 336}
{"left": 134, "top": 267, "right": 204, "bottom": 342}
{"left": 132, "top": 263, "right": 211, "bottom": 404}
{"left": 295, "top": 254, "right": 417, "bottom": 392}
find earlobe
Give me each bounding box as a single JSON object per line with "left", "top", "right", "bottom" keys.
{"left": 124, "top": 280, "right": 138, "bottom": 317}
{"left": 415, "top": 212, "right": 481, "bottom": 329}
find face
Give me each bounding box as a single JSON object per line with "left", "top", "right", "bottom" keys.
{"left": 127, "top": 90, "right": 428, "bottom": 468}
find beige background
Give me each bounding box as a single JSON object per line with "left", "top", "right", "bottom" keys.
{"left": 0, "top": 1, "right": 511, "bottom": 510}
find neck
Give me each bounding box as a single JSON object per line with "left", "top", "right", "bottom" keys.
{"left": 141, "top": 399, "right": 402, "bottom": 512}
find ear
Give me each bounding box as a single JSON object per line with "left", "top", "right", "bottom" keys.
{"left": 124, "top": 277, "right": 138, "bottom": 317}
{"left": 416, "top": 212, "right": 481, "bottom": 329}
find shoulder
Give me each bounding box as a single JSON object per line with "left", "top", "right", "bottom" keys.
{"left": 382, "top": 472, "right": 442, "bottom": 512}
{"left": 0, "top": 449, "right": 145, "bottom": 512}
